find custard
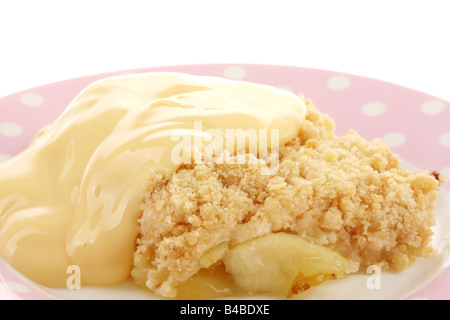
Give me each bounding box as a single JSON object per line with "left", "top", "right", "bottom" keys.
{"left": 0, "top": 73, "right": 306, "bottom": 287}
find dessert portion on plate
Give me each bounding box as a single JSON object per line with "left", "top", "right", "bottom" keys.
{"left": 0, "top": 72, "right": 444, "bottom": 299}
{"left": 132, "top": 94, "right": 443, "bottom": 298}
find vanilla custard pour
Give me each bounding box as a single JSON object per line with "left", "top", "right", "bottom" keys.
{"left": 0, "top": 73, "right": 306, "bottom": 287}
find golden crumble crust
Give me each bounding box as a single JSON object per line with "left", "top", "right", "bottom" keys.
{"left": 132, "top": 97, "right": 441, "bottom": 298}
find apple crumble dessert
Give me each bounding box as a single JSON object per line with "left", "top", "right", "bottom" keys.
{"left": 0, "top": 72, "right": 443, "bottom": 299}
{"left": 132, "top": 96, "right": 443, "bottom": 299}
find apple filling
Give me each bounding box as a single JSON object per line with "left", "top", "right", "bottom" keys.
{"left": 222, "top": 232, "right": 348, "bottom": 298}
{"left": 133, "top": 233, "right": 348, "bottom": 299}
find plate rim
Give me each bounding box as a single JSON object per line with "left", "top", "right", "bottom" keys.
{"left": 1, "top": 63, "right": 449, "bottom": 105}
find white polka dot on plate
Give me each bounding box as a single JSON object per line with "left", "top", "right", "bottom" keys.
{"left": 382, "top": 132, "right": 406, "bottom": 148}
{"left": 362, "top": 101, "right": 387, "bottom": 117}
{"left": 20, "top": 92, "right": 44, "bottom": 108}
{"left": 4, "top": 281, "right": 31, "bottom": 294}
{"left": 439, "top": 132, "right": 450, "bottom": 147}
{"left": 421, "top": 100, "right": 446, "bottom": 115}
{"left": 0, "top": 154, "right": 13, "bottom": 164}
{"left": 223, "top": 66, "right": 247, "bottom": 80}
{"left": 440, "top": 166, "right": 450, "bottom": 180}
{"left": 0, "top": 122, "right": 23, "bottom": 137}
{"left": 327, "top": 75, "right": 350, "bottom": 91}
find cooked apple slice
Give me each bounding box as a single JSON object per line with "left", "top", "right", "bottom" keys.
{"left": 222, "top": 232, "right": 348, "bottom": 298}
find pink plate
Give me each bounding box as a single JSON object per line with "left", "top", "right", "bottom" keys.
{"left": 0, "top": 64, "right": 449, "bottom": 300}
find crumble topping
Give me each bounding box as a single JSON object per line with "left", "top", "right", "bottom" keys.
{"left": 132, "top": 96, "right": 441, "bottom": 298}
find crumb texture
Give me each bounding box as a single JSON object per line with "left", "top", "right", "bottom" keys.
{"left": 132, "top": 97, "right": 440, "bottom": 298}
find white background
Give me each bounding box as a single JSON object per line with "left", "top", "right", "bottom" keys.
{"left": 1, "top": 0, "right": 449, "bottom": 101}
